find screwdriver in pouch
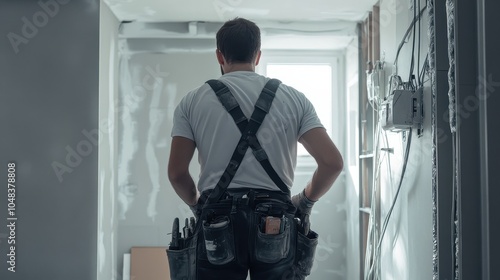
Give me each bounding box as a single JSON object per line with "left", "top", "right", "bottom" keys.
{"left": 279, "top": 215, "right": 285, "bottom": 233}
{"left": 170, "top": 217, "right": 181, "bottom": 250}
{"left": 302, "top": 214, "right": 310, "bottom": 236}
{"left": 183, "top": 218, "right": 189, "bottom": 238}
{"left": 189, "top": 217, "right": 196, "bottom": 236}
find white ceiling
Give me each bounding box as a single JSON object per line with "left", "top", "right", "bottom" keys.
{"left": 104, "top": 0, "right": 377, "bottom": 23}
{"left": 106, "top": 0, "right": 377, "bottom": 51}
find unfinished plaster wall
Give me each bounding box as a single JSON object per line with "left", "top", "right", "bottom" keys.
{"left": 377, "top": 0, "right": 433, "bottom": 279}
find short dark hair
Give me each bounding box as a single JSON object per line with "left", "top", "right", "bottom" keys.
{"left": 216, "top": 18, "right": 261, "bottom": 64}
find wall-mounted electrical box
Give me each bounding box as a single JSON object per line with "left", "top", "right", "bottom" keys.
{"left": 381, "top": 88, "right": 423, "bottom": 131}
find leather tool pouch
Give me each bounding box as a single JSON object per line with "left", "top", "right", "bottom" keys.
{"left": 166, "top": 232, "right": 197, "bottom": 280}
{"left": 253, "top": 202, "right": 292, "bottom": 264}
{"left": 202, "top": 215, "right": 235, "bottom": 265}
{"left": 293, "top": 220, "right": 319, "bottom": 278}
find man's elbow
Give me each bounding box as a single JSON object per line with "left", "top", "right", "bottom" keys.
{"left": 168, "top": 167, "right": 187, "bottom": 185}
{"left": 326, "top": 154, "right": 344, "bottom": 175}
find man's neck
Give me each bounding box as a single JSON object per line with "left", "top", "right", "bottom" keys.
{"left": 223, "top": 63, "right": 255, "bottom": 74}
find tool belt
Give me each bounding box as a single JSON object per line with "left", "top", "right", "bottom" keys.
{"left": 167, "top": 79, "right": 318, "bottom": 280}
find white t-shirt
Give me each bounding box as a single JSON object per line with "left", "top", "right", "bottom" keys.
{"left": 171, "top": 71, "right": 324, "bottom": 192}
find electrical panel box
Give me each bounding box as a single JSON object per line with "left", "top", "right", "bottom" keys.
{"left": 381, "top": 88, "right": 423, "bottom": 131}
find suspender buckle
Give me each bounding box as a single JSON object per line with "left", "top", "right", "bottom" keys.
{"left": 255, "top": 88, "right": 275, "bottom": 113}
{"left": 228, "top": 160, "right": 239, "bottom": 173}
{"left": 252, "top": 148, "right": 268, "bottom": 162}
{"left": 218, "top": 90, "right": 239, "bottom": 111}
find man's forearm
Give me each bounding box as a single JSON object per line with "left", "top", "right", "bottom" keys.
{"left": 305, "top": 162, "right": 342, "bottom": 201}
{"left": 170, "top": 172, "right": 198, "bottom": 206}
{"left": 297, "top": 127, "right": 344, "bottom": 202}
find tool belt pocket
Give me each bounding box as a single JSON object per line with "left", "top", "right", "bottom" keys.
{"left": 254, "top": 215, "right": 291, "bottom": 263}
{"left": 295, "top": 229, "right": 318, "bottom": 276}
{"left": 202, "top": 216, "right": 235, "bottom": 265}
{"left": 166, "top": 241, "right": 196, "bottom": 280}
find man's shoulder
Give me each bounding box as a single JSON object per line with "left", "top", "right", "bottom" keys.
{"left": 179, "top": 84, "right": 211, "bottom": 105}
{"left": 277, "top": 82, "right": 299, "bottom": 94}
{"left": 276, "top": 82, "right": 308, "bottom": 104}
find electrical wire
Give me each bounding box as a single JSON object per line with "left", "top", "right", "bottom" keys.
{"left": 364, "top": 3, "right": 429, "bottom": 279}
{"left": 408, "top": 0, "right": 417, "bottom": 83}
{"left": 378, "top": 128, "right": 412, "bottom": 250}
{"left": 367, "top": 128, "right": 413, "bottom": 279}
{"left": 368, "top": 96, "right": 379, "bottom": 112}
{"left": 417, "top": 0, "right": 422, "bottom": 88}
{"left": 378, "top": 130, "right": 394, "bottom": 279}
{"left": 363, "top": 97, "right": 393, "bottom": 279}
{"left": 394, "top": 5, "right": 428, "bottom": 66}
{"left": 366, "top": 128, "right": 395, "bottom": 280}
{"left": 363, "top": 116, "right": 383, "bottom": 279}
{"left": 365, "top": 78, "right": 417, "bottom": 279}
{"left": 372, "top": 119, "right": 393, "bottom": 280}
{"left": 419, "top": 54, "right": 429, "bottom": 86}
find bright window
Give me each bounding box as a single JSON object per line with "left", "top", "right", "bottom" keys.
{"left": 264, "top": 63, "right": 333, "bottom": 156}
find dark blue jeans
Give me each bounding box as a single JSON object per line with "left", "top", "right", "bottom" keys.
{"left": 196, "top": 188, "right": 298, "bottom": 280}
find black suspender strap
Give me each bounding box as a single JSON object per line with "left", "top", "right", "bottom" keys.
{"left": 205, "top": 79, "right": 290, "bottom": 204}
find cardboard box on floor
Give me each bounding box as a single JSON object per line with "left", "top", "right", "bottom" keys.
{"left": 130, "top": 247, "right": 170, "bottom": 280}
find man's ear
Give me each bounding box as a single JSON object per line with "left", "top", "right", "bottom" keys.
{"left": 255, "top": 50, "right": 262, "bottom": 66}
{"left": 216, "top": 49, "right": 225, "bottom": 65}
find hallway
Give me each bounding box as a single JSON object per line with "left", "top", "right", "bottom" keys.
{"left": 0, "top": 0, "right": 499, "bottom": 279}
